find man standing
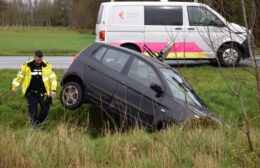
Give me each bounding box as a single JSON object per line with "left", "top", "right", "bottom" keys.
{"left": 11, "top": 50, "right": 57, "bottom": 127}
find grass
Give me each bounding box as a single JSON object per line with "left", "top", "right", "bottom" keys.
{"left": 0, "top": 26, "right": 95, "bottom": 56}
{"left": 0, "top": 67, "right": 259, "bottom": 167}
{"left": 0, "top": 125, "right": 259, "bottom": 168}
{"left": 0, "top": 26, "right": 259, "bottom": 57}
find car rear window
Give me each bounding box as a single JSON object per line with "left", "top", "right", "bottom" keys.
{"left": 145, "top": 6, "right": 183, "bottom": 26}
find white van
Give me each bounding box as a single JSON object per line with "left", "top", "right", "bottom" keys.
{"left": 95, "top": 1, "right": 249, "bottom": 66}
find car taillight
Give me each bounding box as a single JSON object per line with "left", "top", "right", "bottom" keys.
{"left": 68, "top": 53, "right": 80, "bottom": 68}
{"left": 99, "top": 31, "right": 105, "bottom": 41}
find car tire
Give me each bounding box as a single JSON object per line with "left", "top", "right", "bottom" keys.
{"left": 60, "top": 82, "right": 84, "bottom": 110}
{"left": 217, "top": 44, "right": 242, "bottom": 67}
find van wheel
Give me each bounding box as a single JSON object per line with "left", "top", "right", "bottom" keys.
{"left": 122, "top": 45, "right": 141, "bottom": 53}
{"left": 217, "top": 44, "right": 242, "bottom": 66}
{"left": 60, "top": 82, "right": 83, "bottom": 110}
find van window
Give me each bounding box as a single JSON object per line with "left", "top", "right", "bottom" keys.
{"left": 128, "top": 59, "right": 162, "bottom": 88}
{"left": 101, "top": 49, "right": 130, "bottom": 72}
{"left": 145, "top": 6, "right": 183, "bottom": 26}
{"left": 187, "top": 6, "right": 224, "bottom": 27}
{"left": 97, "top": 5, "right": 104, "bottom": 24}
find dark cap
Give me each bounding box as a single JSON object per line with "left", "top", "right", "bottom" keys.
{"left": 35, "top": 50, "right": 43, "bottom": 58}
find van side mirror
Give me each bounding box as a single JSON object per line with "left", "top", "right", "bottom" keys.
{"left": 150, "top": 83, "right": 164, "bottom": 97}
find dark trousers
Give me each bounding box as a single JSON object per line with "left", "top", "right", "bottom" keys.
{"left": 26, "top": 92, "right": 50, "bottom": 126}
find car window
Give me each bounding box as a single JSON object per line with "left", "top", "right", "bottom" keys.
{"left": 101, "top": 49, "right": 130, "bottom": 72}
{"left": 187, "top": 6, "right": 224, "bottom": 27}
{"left": 160, "top": 68, "right": 204, "bottom": 107}
{"left": 128, "top": 59, "right": 162, "bottom": 88}
{"left": 93, "top": 47, "right": 108, "bottom": 61}
{"left": 145, "top": 6, "right": 183, "bottom": 26}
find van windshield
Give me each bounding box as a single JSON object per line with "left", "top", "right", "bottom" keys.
{"left": 160, "top": 68, "right": 205, "bottom": 107}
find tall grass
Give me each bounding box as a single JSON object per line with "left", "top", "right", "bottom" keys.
{"left": 0, "top": 124, "right": 259, "bottom": 168}
{"left": 0, "top": 68, "right": 260, "bottom": 167}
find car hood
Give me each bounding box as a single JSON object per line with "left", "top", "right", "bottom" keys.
{"left": 163, "top": 97, "right": 223, "bottom": 126}
{"left": 188, "top": 105, "right": 223, "bottom": 125}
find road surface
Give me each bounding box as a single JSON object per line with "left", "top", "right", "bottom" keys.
{"left": 0, "top": 56, "right": 260, "bottom": 70}
{"left": 0, "top": 56, "right": 73, "bottom": 69}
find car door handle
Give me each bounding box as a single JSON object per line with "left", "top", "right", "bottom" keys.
{"left": 175, "top": 27, "right": 182, "bottom": 30}
{"left": 188, "top": 28, "right": 195, "bottom": 30}
{"left": 87, "top": 66, "right": 96, "bottom": 71}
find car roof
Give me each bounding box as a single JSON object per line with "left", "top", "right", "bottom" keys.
{"left": 96, "top": 42, "right": 171, "bottom": 69}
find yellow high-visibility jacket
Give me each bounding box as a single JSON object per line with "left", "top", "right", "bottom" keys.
{"left": 11, "top": 60, "right": 57, "bottom": 96}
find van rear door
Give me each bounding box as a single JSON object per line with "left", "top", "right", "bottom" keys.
{"left": 106, "top": 5, "right": 145, "bottom": 46}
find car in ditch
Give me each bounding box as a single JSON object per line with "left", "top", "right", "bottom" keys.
{"left": 60, "top": 42, "right": 222, "bottom": 130}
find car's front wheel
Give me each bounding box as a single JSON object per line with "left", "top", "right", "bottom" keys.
{"left": 60, "top": 82, "right": 84, "bottom": 110}
{"left": 218, "top": 44, "right": 242, "bottom": 66}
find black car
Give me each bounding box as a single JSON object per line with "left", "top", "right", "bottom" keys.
{"left": 60, "top": 42, "right": 222, "bottom": 130}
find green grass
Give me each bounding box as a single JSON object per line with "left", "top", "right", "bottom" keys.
{"left": 0, "top": 27, "right": 95, "bottom": 56}
{"left": 0, "top": 67, "right": 259, "bottom": 167}
{"left": 0, "top": 26, "right": 259, "bottom": 56}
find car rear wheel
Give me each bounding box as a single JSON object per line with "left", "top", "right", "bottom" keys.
{"left": 218, "top": 44, "right": 242, "bottom": 66}
{"left": 60, "top": 82, "right": 83, "bottom": 110}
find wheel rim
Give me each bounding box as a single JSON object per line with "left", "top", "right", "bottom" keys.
{"left": 62, "top": 85, "right": 79, "bottom": 106}
{"left": 222, "top": 48, "right": 239, "bottom": 64}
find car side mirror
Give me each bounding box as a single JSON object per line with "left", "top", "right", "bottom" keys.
{"left": 150, "top": 83, "right": 164, "bottom": 97}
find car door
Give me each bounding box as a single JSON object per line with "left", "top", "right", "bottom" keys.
{"left": 111, "top": 58, "right": 164, "bottom": 127}
{"left": 84, "top": 47, "right": 130, "bottom": 107}
{"left": 184, "top": 6, "right": 227, "bottom": 58}
{"left": 144, "top": 5, "right": 185, "bottom": 59}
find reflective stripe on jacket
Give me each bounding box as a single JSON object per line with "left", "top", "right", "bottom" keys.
{"left": 11, "top": 60, "right": 57, "bottom": 96}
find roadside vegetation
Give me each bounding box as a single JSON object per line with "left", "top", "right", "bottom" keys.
{"left": 0, "top": 68, "right": 259, "bottom": 167}
{"left": 0, "top": 27, "right": 94, "bottom": 56}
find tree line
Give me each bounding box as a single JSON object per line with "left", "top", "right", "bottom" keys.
{"left": 0, "top": 0, "right": 259, "bottom": 44}
{"left": 0, "top": 0, "right": 106, "bottom": 29}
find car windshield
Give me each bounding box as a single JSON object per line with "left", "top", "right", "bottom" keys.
{"left": 160, "top": 68, "right": 205, "bottom": 107}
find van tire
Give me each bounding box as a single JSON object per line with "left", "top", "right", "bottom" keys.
{"left": 122, "top": 44, "right": 141, "bottom": 53}
{"left": 60, "top": 82, "right": 84, "bottom": 110}
{"left": 217, "top": 44, "right": 242, "bottom": 67}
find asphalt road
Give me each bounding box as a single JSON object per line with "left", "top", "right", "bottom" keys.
{"left": 0, "top": 56, "right": 260, "bottom": 70}
{"left": 0, "top": 56, "right": 73, "bottom": 69}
